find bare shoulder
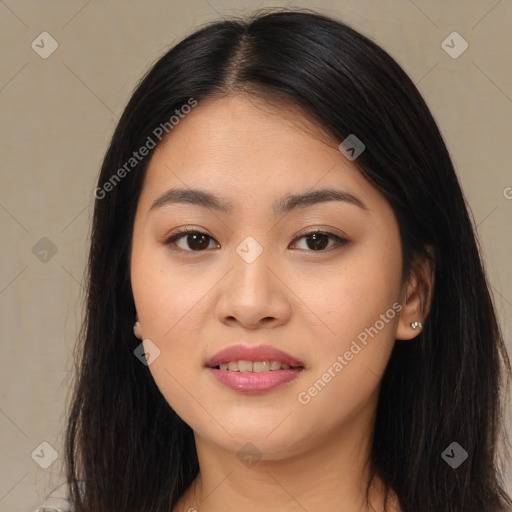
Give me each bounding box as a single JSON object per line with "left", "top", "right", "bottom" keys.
{"left": 33, "top": 482, "right": 72, "bottom": 512}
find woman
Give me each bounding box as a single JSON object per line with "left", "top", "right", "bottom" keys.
{"left": 38, "top": 8, "right": 512, "bottom": 512}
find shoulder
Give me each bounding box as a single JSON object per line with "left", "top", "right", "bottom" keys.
{"left": 33, "top": 482, "right": 72, "bottom": 512}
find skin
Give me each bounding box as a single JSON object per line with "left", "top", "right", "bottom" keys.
{"left": 130, "top": 94, "right": 433, "bottom": 512}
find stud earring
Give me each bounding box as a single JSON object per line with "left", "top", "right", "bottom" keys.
{"left": 410, "top": 321, "right": 423, "bottom": 330}
{"left": 133, "top": 321, "right": 142, "bottom": 339}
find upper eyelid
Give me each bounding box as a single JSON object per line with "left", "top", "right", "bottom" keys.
{"left": 165, "top": 227, "right": 345, "bottom": 240}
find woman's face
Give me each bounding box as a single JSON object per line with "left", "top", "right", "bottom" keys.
{"left": 130, "top": 94, "right": 411, "bottom": 459}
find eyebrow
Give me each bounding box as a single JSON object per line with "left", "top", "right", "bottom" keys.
{"left": 149, "top": 187, "right": 367, "bottom": 215}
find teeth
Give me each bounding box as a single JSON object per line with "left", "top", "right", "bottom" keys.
{"left": 253, "top": 361, "right": 269, "bottom": 373}
{"left": 215, "top": 360, "right": 297, "bottom": 372}
{"left": 270, "top": 360, "right": 281, "bottom": 370}
{"left": 238, "top": 360, "right": 253, "bottom": 372}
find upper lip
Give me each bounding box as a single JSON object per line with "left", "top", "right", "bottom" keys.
{"left": 205, "top": 344, "right": 305, "bottom": 368}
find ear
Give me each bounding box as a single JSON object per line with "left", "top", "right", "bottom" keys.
{"left": 133, "top": 312, "right": 143, "bottom": 340}
{"left": 396, "top": 246, "right": 435, "bottom": 340}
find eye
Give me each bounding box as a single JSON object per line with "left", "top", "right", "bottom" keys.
{"left": 290, "top": 228, "right": 349, "bottom": 252}
{"left": 163, "top": 227, "right": 349, "bottom": 253}
{"left": 164, "top": 228, "right": 219, "bottom": 252}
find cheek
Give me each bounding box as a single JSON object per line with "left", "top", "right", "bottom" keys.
{"left": 293, "top": 292, "right": 400, "bottom": 434}
{"left": 300, "top": 237, "right": 402, "bottom": 340}
{"left": 130, "top": 242, "right": 222, "bottom": 375}
{"left": 131, "top": 242, "right": 210, "bottom": 342}
{"left": 294, "top": 236, "right": 402, "bottom": 399}
{"left": 131, "top": 246, "right": 210, "bottom": 419}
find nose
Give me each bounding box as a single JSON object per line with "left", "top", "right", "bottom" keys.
{"left": 214, "top": 243, "right": 292, "bottom": 330}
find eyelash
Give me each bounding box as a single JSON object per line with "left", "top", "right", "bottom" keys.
{"left": 163, "top": 227, "right": 349, "bottom": 254}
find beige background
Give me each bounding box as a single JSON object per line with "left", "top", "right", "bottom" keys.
{"left": 1, "top": 1, "right": 511, "bottom": 510}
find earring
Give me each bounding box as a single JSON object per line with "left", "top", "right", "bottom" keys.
{"left": 133, "top": 321, "right": 142, "bottom": 339}
{"left": 410, "top": 321, "right": 423, "bottom": 330}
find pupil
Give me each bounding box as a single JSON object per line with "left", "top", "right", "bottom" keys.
{"left": 189, "top": 234, "right": 209, "bottom": 250}
{"left": 308, "top": 233, "right": 328, "bottom": 250}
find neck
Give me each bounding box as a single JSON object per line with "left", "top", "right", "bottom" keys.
{"left": 175, "top": 393, "right": 399, "bottom": 512}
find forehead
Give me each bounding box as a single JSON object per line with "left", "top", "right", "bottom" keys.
{"left": 138, "top": 94, "right": 385, "bottom": 214}
{"left": 156, "top": 93, "right": 337, "bottom": 162}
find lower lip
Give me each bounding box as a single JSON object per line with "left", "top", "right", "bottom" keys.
{"left": 207, "top": 367, "right": 304, "bottom": 393}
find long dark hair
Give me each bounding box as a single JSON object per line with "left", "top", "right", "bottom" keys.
{"left": 64, "top": 8, "right": 512, "bottom": 512}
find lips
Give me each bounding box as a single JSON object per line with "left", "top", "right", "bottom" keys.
{"left": 205, "top": 344, "right": 305, "bottom": 369}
